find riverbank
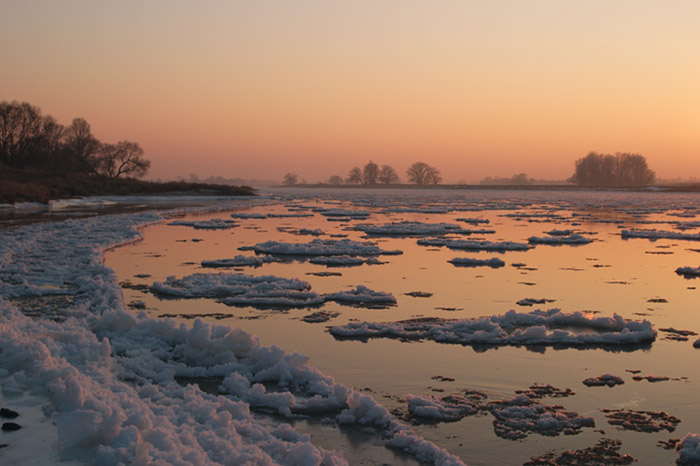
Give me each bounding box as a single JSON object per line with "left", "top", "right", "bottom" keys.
{"left": 0, "top": 168, "right": 256, "bottom": 204}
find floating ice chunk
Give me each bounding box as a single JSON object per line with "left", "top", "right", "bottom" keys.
{"left": 582, "top": 374, "right": 625, "bottom": 387}
{"left": 309, "top": 256, "right": 382, "bottom": 267}
{"left": 316, "top": 208, "right": 370, "bottom": 219}
{"left": 330, "top": 309, "right": 656, "bottom": 348}
{"left": 230, "top": 212, "right": 267, "bottom": 219}
{"left": 449, "top": 257, "right": 505, "bottom": 268}
{"left": 325, "top": 286, "right": 396, "bottom": 307}
{"left": 167, "top": 218, "right": 237, "bottom": 229}
{"left": 151, "top": 273, "right": 312, "bottom": 298}
{"left": 267, "top": 212, "right": 315, "bottom": 218}
{"left": 528, "top": 234, "right": 593, "bottom": 245}
{"left": 356, "top": 221, "right": 464, "bottom": 237}
{"left": 222, "top": 290, "right": 326, "bottom": 308}
{"left": 417, "top": 238, "right": 453, "bottom": 247}
{"left": 252, "top": 239, "right": 402, "bottom": 257}
{"left": 456, "top": 217, "right": 489, "bottom": 225}
{"left": 488, "top": 394, "right": 595, "bottom": 440}
{"left": 381, "top": 206, "right": 450, "bottom": 214}
{"left": 301, "top": 311, "right": 340, "bottom": 323}
{"left": 445, "top": 240, "right": 532, "bottom": 252}
{"left": 545, "top": 229, "right": 573, "bottom": 236}
{"left": 201, "top": 255, "right": 266, "bottom": 268}
{"left": 622, "top": 229, "right": 700, "bottom": 241}
{"left": 516, "top": 298, "right": 555, "bottom": 307}
{"left": 406, "top": 393, "right": 482, "bottom": 421}
{"left": 676, "top": 266, "right": 700, "bottom": 278}
{"left": 678, "top": 434, "right": 700, "bottom": 465}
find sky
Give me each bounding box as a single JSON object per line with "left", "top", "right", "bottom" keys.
{"left": 1, "top": 1, "right": 699, "bottom": 183}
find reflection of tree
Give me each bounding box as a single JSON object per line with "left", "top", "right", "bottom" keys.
{"left": 569, "top": 152, "right": 655, "bottom": 187}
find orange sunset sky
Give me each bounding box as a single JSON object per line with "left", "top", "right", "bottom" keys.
{"left": 2, "top": 1, "right": 699, "bottom": 183}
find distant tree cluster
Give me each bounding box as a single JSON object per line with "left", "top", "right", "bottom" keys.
{"left": 480, "top": 173, "right": 534, "bottom": 186}
{"left": 345, "top": 161, "right": 401, "bottom": 185}
{"left": 0, "top": 101, "right": 149, "bottom": 178}
{"left": 569, "top": 152, "right": 655, "bottom": 187}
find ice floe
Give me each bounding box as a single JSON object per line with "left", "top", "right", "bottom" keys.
{"left": 325, "top": 286, "right": 397, "bottom": 307}
{"left": 675, "top": 266, "right": 700, "bottom": 278}
{"left": 309, "top": 256, "right": 383, "bottom": 267}
{"left": 445, "top": 240, "right": 532, "bottom": 252}
{"left": 355, "top": 221, "right": 477, "bottom": 237}
{"left": 528, "top": 234, "right": 593, "bottom": 245}
{"left": 330, "top": 309, "right": 656, "bottom": 348}
{"left": 677, "top": 434, "right": 700, "bottom": 465}
{"left": 251, "top": 239, "right": 402, "bottom": 257}
{"left": 448, "top": 257, "right": 505, "bottom": 268}
{"left": 582, "top": 374, "right": 625, "bottom": 387}
{"left": 622, "top": 229, "right": 700, "bottom": 241}
{"left": 168, "top": 218, "right": 237, "bottom": 229}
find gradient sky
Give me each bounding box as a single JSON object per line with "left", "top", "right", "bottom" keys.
{"left": 2, "top": 1, "right": 699, "bottom": 183}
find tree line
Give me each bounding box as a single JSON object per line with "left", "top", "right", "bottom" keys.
{"left": 568, "top": 152, "right": 655, "bottom": 187}
{"left": 0, "top": 101, "right": 150, "bottom": 178}
{"left": 284, "top": 152, "right": 657, "bottom": 188}
{"left": 284, "top": 161, "right": 441, "bottom": 186}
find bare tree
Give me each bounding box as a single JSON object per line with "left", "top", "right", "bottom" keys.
{"left": 346, "top": 167, "right": 362, "bottom": 184}
{"left": 99, "top": 141, "right": 150, "bottom": 178}
{"left": 283, "top": 173, "right": 298, "bottom": 185}
{"left": 362, "top": 161, "right": 379, "bottom": 185}
{"left": 0, "top": 101, "right": 43, "bottom": 168}
{"left": 406, "top": 162, "right": 441, "bottom": 185}
{"left": 378, "top": 165, "right": 399, "bottom": 184}
{"left": 65, "top": 118, "right": 102, "bottom": 174}
{"left": 328, "top": 175, "right": 344, "bottom": 185}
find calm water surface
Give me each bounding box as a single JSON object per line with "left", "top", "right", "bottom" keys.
{"left": 106, "top": 188, "right": 700, "bottom": 465}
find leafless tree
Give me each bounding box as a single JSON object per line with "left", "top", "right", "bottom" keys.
{"left": 346, "top": 167, "right": 362, "bottom": 184}
{"left": 0, "top": 101, "right": 43, "bottom": 167}
{"left": 406, "top": 162, "right": 441, "bottom": 185}
{"left": 99, "top": 141, "right": 150, "bottom": 178}
{"left": 327, "top": 175, "right": 344, "bottom": 185}
{"left": 65, "top": 118, "right": 102, "bottom": 174}
{"left": 378, "top": 165, "right": 399, "bottom": 184}
{"left": 362, "top": 161, "right": 379, "bottom": 185}
{"left": 283, "top": 173, "right": 298, "bottom": 185}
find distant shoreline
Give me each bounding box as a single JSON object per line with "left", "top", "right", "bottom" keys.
{"left": 274, "top": 183, "right": 700, "bottom": 192}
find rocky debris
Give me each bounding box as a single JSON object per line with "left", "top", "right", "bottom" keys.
{"left": 524, "top": 438, "right": 635, "bottom": 466}
{"left": 602, "top": 409, "right": 681, "bottom": 433}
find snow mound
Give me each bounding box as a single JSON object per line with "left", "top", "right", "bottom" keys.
{"left": 252, "top": 239, "right": 402, "bottom": 257}
{"left": 448, "top": 257, "right": 505, "bottom": 268}
{"left": 330, "top": 309, "right": 656, "bottom": 348}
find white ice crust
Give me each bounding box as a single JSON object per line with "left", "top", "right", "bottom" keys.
{"left": 0, "top": 210, "right": 463, "bottom": 466}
